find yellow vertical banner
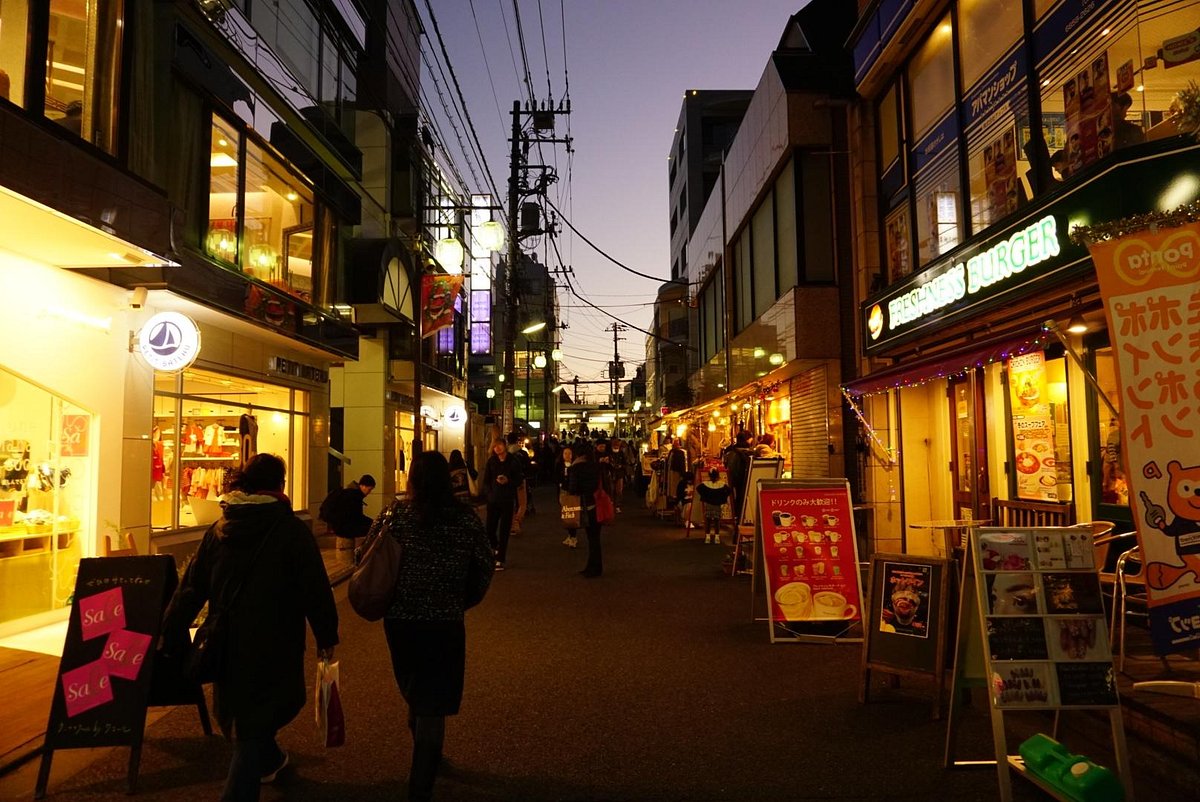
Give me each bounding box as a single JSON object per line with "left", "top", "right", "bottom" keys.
{"left": 1086, "top": 219, "right": 1200, "bottom": 655}
{"left": 1007, "top": 352, "right": 1058, "bottom": 501}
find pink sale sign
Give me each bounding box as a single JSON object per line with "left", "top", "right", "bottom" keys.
{"left": 100, "top": 630, "right": 153, "bottom": 681}
{"left": 61, "top": 660, "right": 114, "bottom": 718}
{"left": 79, "top": 587, "right": 126, "bottom": 641}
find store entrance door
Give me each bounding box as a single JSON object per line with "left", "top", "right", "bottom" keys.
{"left": 948, "top": 373, "right": 990, "bottom": 521}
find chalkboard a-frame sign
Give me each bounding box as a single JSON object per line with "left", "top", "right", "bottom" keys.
{"left": 859, "top": 553, "right": 951, "bottom": 719}
{"left": 35, "top": 556, "right": 201, "bottom": 798}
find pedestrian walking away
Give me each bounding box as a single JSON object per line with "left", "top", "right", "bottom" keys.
{"left": 567, "top": 439, "right": 604, "bottom": 578}
{"left": 378, "top": 450, "right": 495, "bottom": 802}
{"left": 162, "top": 453, "right": 339, "bottom": 802}
{"left": 482, "top": 437, "right": 524, "bottom": 569}
{"left": 696, "top": 468, "right": 733, "bottom": 545}
{"left": 318, "top": 473, "right": 376, "bottom": 557}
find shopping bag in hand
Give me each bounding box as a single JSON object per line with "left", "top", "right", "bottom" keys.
{"left": 314, "top": 659, "right": 346, "bottom": 748}
{"left": 560, "top": 494, "right": 582, "bottom": 528}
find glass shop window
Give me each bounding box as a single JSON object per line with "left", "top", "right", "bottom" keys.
{"left": 0, "top": 365, "right": 92, "bottom": 626}
{"left": 878, "top": 83, "right": 902, "bottom": 181}
{"left": 914, "top": 155, "right": 963, "bottom": 265}
{"left": 966, "top": 120, "right": 1030, "bottom": 234}
{"left": 0, "top": 1, "right": 29, "bottom": 106}
{"left": 44, "top": 0, "right": 124, "bottom": 154}
{"left": 884, "top": 204, "right": 912, "bottom": 281}
{"left": 1093, "top": 346, "right": 1128, "bottom": 510}
{"left": 152, "top": 369, "right": 308, "bottom": 532}
{"left": 957, "top": 0, "right": 1023, "bottom": 92}
{"left": 908, "top": 15, "right": 956, "bottom": 141}
{"left": 205, "top": 113, "right": 322, "bottom": 304}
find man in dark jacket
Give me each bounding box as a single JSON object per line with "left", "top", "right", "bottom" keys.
{"left": 724, "top": 432, "right": 754, "bottom": 523}
{"left": 482, "top": 439, "right": 523, "bottom": 569}
{"left": 319, "top": 474, "right": 376, "bottom": 551}
{"left": 164, "top": 454, "right": 338, "bottom": 799}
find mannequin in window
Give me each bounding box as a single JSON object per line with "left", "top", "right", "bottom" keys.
{"left": 152, "top": 426, "right": 166, "bottom": 500}
{"left": 239, "top": 409, "right": 259, "bottom": 466}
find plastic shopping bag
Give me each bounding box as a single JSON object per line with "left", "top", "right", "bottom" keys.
{"left": 315, "top": 659, "right": 346, "bottom": 748}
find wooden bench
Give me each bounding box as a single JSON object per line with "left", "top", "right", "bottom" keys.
{"left": 990, "top": 497, "right": 1076, "bottom": 528}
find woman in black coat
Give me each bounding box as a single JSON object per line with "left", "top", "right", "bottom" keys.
{"left": 567, "top": 439, "right": 604, "bottom": 577}
{"left": 164, "top": 454, "right": 338, "bottom": 801}
{"left": 381, "top": 450, "right": 495, "bottom": 802}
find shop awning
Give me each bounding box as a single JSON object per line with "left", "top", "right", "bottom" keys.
{"left": 842, "top": 329, "right": 1053, "bottom": 397}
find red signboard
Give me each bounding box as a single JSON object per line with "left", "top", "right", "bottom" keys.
{"left": 420, "top": 274, "right": 464, "bottom": 338}
{"left": 758, "top": 482, "right": 863, "bottom": 630}
{"left": 61, "top": 414, "right": 91, "bottom": 457}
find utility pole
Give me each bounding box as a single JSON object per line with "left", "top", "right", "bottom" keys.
{"left": 501, "top": 100, "right": 571, "bottom": 435}
{"left": 608, "top": 323, "right": 627, "bottom": 437}
{"left": 502, "top": 101, "right": 521, "bottom": 436}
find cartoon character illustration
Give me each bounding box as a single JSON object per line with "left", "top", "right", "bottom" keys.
{"left": 1141, "top": 461, "right": 1200, "bottom": 590}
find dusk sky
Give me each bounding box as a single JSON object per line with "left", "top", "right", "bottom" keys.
{"left": 419, "top": 1, "right": 810, "bottom": 399}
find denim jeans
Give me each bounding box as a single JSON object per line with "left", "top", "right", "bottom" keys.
{"left": 221, "top": 733, "right": 282, "bottom": 802}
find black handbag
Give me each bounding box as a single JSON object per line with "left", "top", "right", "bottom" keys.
{"left": 185, "top": 519, "right": 279, "bottom": 683}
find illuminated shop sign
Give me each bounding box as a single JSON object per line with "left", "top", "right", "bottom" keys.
{"left": 137, "top": 312, "right": 201, "bottom": 372}
{"left": 866, "top": 215, "right": 1062, "bottom": 349}
{"left": 444, "top": 405, "right": 467, "bottom": 424}
{"left": 267, "top": 356, "right": 328, "bottom": 384}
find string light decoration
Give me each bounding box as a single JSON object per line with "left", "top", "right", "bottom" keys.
{"left": 1069, "top": 201, "right": 1200, "bottom": 245}
{"left": 841, "top": 389, "right": 896, "bottom": 469}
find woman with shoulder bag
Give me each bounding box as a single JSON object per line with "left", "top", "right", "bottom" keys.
{"left": 568, "top": 440, "right": 605, "bottom": 578}
{"left": 163, "top": 454, "right": 338, "bottom": 801}
{"left": 381, "top": 451, "right": 496, "bottom": 802}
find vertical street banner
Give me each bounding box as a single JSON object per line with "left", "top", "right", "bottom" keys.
{"left": 758, "top": 482, "right": 863, "bottom": 635}
{"left": 420, "top": 274, "right": 464, "bottom": 338}
{"left": 1087, "top": 218, "right": 1200, "bottom": 654}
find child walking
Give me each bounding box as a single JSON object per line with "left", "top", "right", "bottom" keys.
{"left": 696, "top": 469, "right": 732, "bottom": 545}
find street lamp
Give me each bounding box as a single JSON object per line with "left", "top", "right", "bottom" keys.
{"left": 522, "top": 320, "right": 547, "bottom": 335}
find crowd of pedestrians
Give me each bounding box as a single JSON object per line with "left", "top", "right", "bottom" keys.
{"left": 154, "top": 425, "right": 719, "bottom": 801}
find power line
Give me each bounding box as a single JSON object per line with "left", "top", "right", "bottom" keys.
{"left": 544, "top": 196, "right": 678, "bottom": 285}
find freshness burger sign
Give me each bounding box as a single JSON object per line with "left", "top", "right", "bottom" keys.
{"left": 865, "top": 214, "right": 1062, "bottom": 349}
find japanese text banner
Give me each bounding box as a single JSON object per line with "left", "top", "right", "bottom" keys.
{"left": 1088, "top": 220, "right": 1200, "bottom": 654}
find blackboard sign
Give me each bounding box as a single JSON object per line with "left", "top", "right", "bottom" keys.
{"left": 36, "top": 556, "right": 178, "bottom": 797}
{"left": 860, "top": 554, "right": 950, "bottom": 718}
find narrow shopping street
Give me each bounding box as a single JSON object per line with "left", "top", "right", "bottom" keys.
{"left": 2, "top": 486, "right": 1185, "bottom": 802}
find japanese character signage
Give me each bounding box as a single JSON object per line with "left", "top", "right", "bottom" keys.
{"left": 1087, "top": 220, "right": 1200, "bottom": 654}
{"left": 1007, "top": 352, "right": 1059, "bottom": 501}
{"left": 758, "top": 481, "right": 863, "bottom": 641}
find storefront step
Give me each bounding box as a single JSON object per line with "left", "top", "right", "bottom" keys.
{"left": 0, "top": 646, "right": 58, "bottom": 775}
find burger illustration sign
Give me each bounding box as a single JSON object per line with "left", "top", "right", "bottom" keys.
{"left": 136, "top": 312, "right": 201, "bottom": 372}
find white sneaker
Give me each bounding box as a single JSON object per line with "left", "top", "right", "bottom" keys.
{"left": 711, "top": 536, "right": 722, "bottom": 546}
{"left": 704, "top": 535, "right": 713, "bottom": 544}
{"left": 569, "top": 537, "right": 578, "bottom": 548}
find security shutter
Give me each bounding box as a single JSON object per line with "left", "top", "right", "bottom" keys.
{"left": 791, "top": 365, "right": 829, "bottom": 478}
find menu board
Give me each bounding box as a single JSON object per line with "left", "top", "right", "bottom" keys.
{"left": 758, "top": 481, "right": 862, "bottom": 636}
{"left": 972, "top": 528, "right": 1119, "bottom": 710}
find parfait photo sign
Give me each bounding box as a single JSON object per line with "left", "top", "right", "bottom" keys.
{"left": 1083, "top": 211, "right": 1200, "bottom": 654}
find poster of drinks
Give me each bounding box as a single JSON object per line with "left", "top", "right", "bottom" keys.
{"left": 760, "top": 484, "right": 862, "bottom": 625}
{"left": 983, "top": 128, "right": 1020, "bottom": 221}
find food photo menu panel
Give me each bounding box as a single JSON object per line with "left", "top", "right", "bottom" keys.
{"left": 973, "top": 528, "right": 1119, "bottom": 710}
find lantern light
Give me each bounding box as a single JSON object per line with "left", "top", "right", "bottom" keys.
{"left": 769, "top": 352, "right": 785, "bottom": 365}
{"left": 533, "top": 353, "right": 548, "bottom": 369}
{"left": 753, "top": 347, "right": 766, "bottom": 358}
{"left": 551, "top": 348, "right": 563, "bottom": 362}
{"left": 475, "top": 220, "right": 506, "bottom": 252}
{"left": 433, "top": 236, "right": 465, "bottom": 274}
{"left": 486, "top": 388, "right": 496, "bottom": 399}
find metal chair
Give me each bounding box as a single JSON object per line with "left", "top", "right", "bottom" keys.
{"left": 1111, "top": 543, "right": 1164, "bottom": 672}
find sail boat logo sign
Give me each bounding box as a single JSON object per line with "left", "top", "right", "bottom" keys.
{"left": 136, "top": 312, "right": 201, "bottom": 372}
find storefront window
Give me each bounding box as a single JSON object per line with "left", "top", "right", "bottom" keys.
{"left": 206, "top": 113, "right": 322, "bottom": 305}
{"left": 884, "top": 204, "right": 912, "bottom": 280}
{"left": 0, "top": 1, "right": 29, "bottom": 105}
{"left": 957, "top": 0, "right": 1023, "bottom": 91}
{"left": 207, "top": 116, "right": 243, "bottom": 267}
{"left": 0, "top": 366, "right": 91, "bottom": 626}
{"left": 44, "top": 0, "right": 124, "bottom": 154}
{"left": 1093, "top": 347, "right": 1128, "bottom": 509}
{"left": 152, "top": 368, "right": 308, "bottom": 531}
{"left": 878, "top": 83, "right": 902, "bottom": 179}
{"left": 914, "top": 154, "right": 963, "bottom": 265}
{"left": 908, "top": 15, "right": 956, "bottom": 140}
{"left": 967, "top": 120, "right": 1030, "bottom": 233}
